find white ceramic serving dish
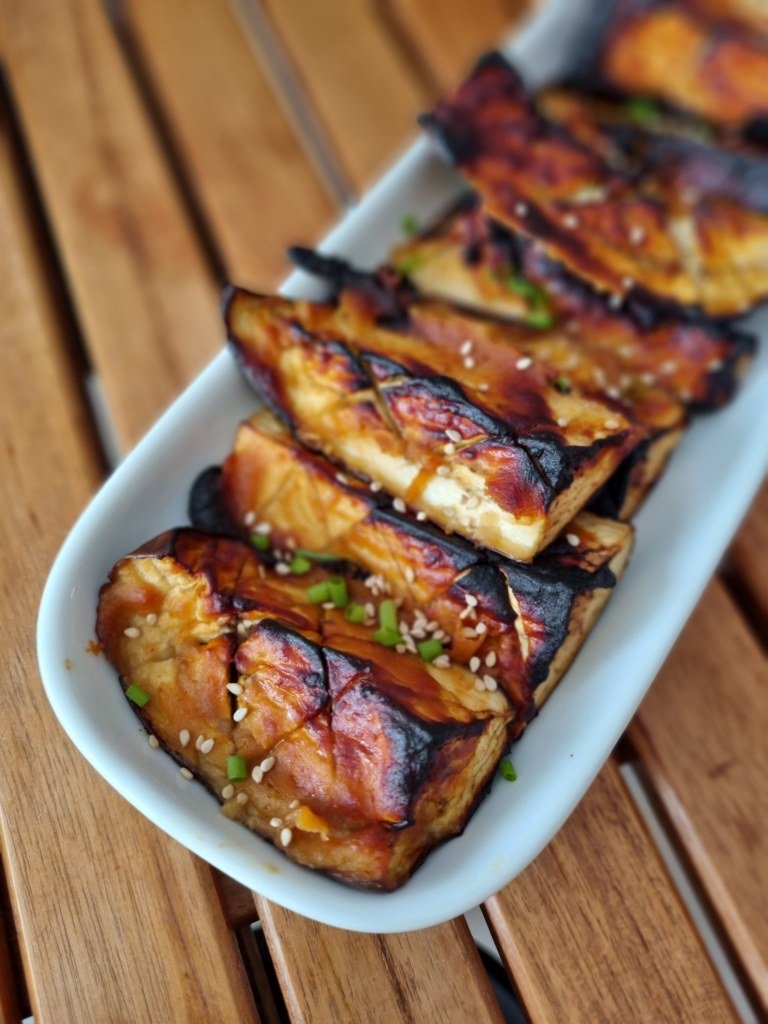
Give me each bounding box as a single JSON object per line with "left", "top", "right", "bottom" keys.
{"left": 38, "top": 0, "right": 768, "bottom": 933}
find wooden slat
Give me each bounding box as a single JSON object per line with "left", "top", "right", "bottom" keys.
{"left": 727, "top": 481, "right": 768, "bottom": 639}
{"left": 215, "top": 870, "right": 260, "bottom": 930}
{"left": 261, "top": 0, "right": 428, "bottom": 191}
{"left": 0, "top": 105, "right": 258, "bottom": 1024}
{"left": 630, "top": 581, "right": 768, "bottom": 1012}
{"left": 256, "top": 899, "right": 506, "bottom": 1024}
{"left": 384, "top": 0, "right": 530, "bottom": 91}
{"left": 485, "top": 760, "right": 736, "bottom": 1023}
{"left": 123, "top": 0, "right": 336, "bottom": 292}
{"left": 1, "top": 0, "right": 222, "bottom": 449}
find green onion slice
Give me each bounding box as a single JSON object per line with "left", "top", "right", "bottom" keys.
{"left": 250, "top": 534, "right": 270, "bottom": 551}
{"left": 289, "top": 555, "right": 312, "bottom": 575}
{"left": 227, "top": 756, "right": 247, "bottom": 781}
{"left": 328, "top": 576, "right": 349, "bottom": 608}
{"left": 417, "top": 638, "right": 444, "bottom": 662}
{"left": 400, "top": 213, "right": 420, "bottom": 237}
{"left": 306, "top": 581, "right": 331, "bottom": 605}
{"left": 500, "top": 759, "right": 518, "bottom": 782}
{"left": 125, "top": 684, "right": 150, "bottom": 707}
{"left": 294, "top": 549, "right": 338, "bottom": 563}
{"left": 378, "top": 598, "right": 398, "bottom": 634}
{"left": 373, "top": 628, "right": 401, "bottom": 648}
{"left": 345, "top": 602, "right": 366, "bottom": 623}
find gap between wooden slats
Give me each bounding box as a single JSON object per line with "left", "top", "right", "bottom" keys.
{"left": 0, "top": 80, "right": 260, "bottom": 1022}
{"left": 724, "top": 481, "right": 768, "bottom": 648}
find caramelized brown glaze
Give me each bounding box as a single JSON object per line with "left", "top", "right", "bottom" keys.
{"left": 420, "top": 53, "right": 768, "bottom": 315}
{"left": 97, "top": 528, "right": 511, "bottom": 890}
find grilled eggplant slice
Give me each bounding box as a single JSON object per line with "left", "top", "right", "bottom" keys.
{"left": 392, "top": 199, "right": 753, "bottom": 414}
{"left": 97, "top": 529, "right": 511, "bottom": 890}
{"left": 190, "top": 410, "right": 633, "bottom": 722}
{"left": 571, "top": 0, "right": 768, "bottom": 128}
{"left": 420, "top": 53, "right": 768, "bottom": 315}
{"left": 224, "top": 284, "right": 638, "bottom": 561}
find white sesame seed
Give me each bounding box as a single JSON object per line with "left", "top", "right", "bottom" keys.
{"left": 416, "top": 511, "right": 427, "bottom": 521}
{"left": 233, "top": 707, "right": 248, "bottom": 723}
{"left": 433, "top": 629, "right": 447, "bottom": 641}
{"left": 474, "top": 678, "right": 486, "bottom": 692}
{"left": 255, "top": 522, "right": 272, "bottom": 535}
{"left": 514, "top": 201, "right": 528, "bottom": 217}
{"left": 475, "top": 622, "right": 487, "bottom": 635}
{"left": 557, "top": 417, "right": 568, "bottom": 428}
{"left": 563, "top": 213, "right": 580, "bottom": 229}
{"left": 515, "top": 356, "right": 532, "bottom": 370}
{"left": 145, "top": 613, "right": 158, "bottom": 625}
{"left": 629, "top": 225, "right": 645, "bottom": 245}
{"left": 459, "top": 339, "right": 474, "bottom": 356}
{"left": 606, "top": 386, "right": 621, "bottom": 400}
{"left": 289, "top": 799, "right": 300, "bottom": 809}
{"left": 459, "top": 606, "right": 472, "bottom": 620}
{"left": 396, "top": 644, "right": 407, "bottom": 654}
{"left": 270, "top": 817, "right": 283, "bottom": 828}
{"left": 443, "top": 442, "right": 456, "bottom": 455}
{"left": 470, "top": 656, "right": 481, "bottom": 673}
{"left": 179, "top": 767, "right": 193, "bottom": 780}
{"left": 243, "top": 511, "right": 257, "bottom": 526}
{"left": 436, "top": 465, "right": 449, "bottom": 476}
{"left": 200, "top": 738, "right": 215, "bottom": 754}
{"left": 370, "top": 479, "right": 382, "bottom": 492}
{"left": 222, "top": 784, "right": 234, "bottom": 799}
{"left": 179, "top": 729, "right": 190, "bottom": 748}
{"left": 280, "top": 828, "right": 293, "bottom": 847}
{"left": 462, "top": 626, "right": 478, "bottom": 638}
{"left": 605, "top": 419, "right": 621, "bottom": 430}
{"left": 660, "top": 360, "right": 677, "bottom": 374}
{"left": 445, "top": 428, "right": 462, "bottom": 443}
{"left": 608, "top": 294, "right": 622, "bottom": 309}
{"left": 641, "top": 372, "right": 656, "bottom": 386}
{"left": 123, "top": 626, "right": 141, "bottom": 639}
{"left": 477, "top": 382, "right": 490, "bottom": 392}
{"left": 399, "top": 620, "right": 410, "bottom": 635}
{"left": 195, "top": 734, "right": 204, "bottom": 751}
{"left": 622, "top": 276, "right": 635, "bottom": 290}
{"left": 483, "top": 675, "right": 498, "bottom": 692}
{"left": 148, "top": 734, "right": 160, "bottom": 749}
{"left": 335, "top": 472, "right": 349, "bottom": 485}
{"left": 485, "top": 651, "right": 497, "bottom": 668}
{"left": 433, "top": 654, "right": 450, "bottom": 668}
{"left": 236, "top": 792, "right": 248, "bottom": 805}
{"left": 465, "top": 594, "right": 478, "bottom": 607}
{"left": 566, "top": 533, "right": 580, "bottom": 547}
{"left": 411, "top": 627, "right": 426, "bottom": 639}
{"left": 463, "top": 356, "right": 476, "bottom": 370}
{"left": 364, "top": 602, "right": 375, "bottom": 617}
{"left": 404, "top": 566, "right": 415, "bottom": 583}
{"left": 393, "top": 497, "right": 406, "bottom": 513}
{"left": 426, "top": 620, "right": 439, "bottom": 632}
{"left": 708, "top": 359, "right": 724, "bottom": 372}
{"left": 227, "top": 682, "right": 243, "bottom": 696}
{"left": 321, "top": 601, "right": 335, "bottom": 610}
{"left": 260, "top": 756, "right": 276, "bottom": 773}
{"left": 251, "top": 767, "right": 264, "bottom": 784}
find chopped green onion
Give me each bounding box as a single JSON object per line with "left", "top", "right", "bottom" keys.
{"left": 417, "top": 638, "right": 444, "bottom": 662}
{"left": 294, "top": 548, "right": 338, "bottom": 563}
{"left": 525, "top": 307, "right": 555, "bottom": 330}
{"left": 500, "top": 759, "right": 518, "bottom": 782}
{"left": 328, "top": 576, "right": 349, "bottom": 608}
{"left": 502, "top": 272, "right": 540, "bottom": 300}
{"left": 306, "top": 581, "right": 331, "bottom": 605}
{"left": 289, "top": 555, "right": 312, "bottom": 576}
{"left": 378, "top": 598, "right": 398, "bottom": 634}
{"left": 552, "top": 375, "right": 572, "bottom": 394}
{"left": 125, "top": 684, "right": 150, "bottom": 707}
{"left": 227, "top": 755, "right": 247, "bottom": 781}
{"left": 345, "top": 602, "right": 366, "bottom": 623}
{"left": 625, "top": 97, "right": 659, "bottom": 124}
{"left": 400, "top": 213, "right": 420, "bottom": 237}
{"left": 250, "top": 534, "right": 270, "bottom": 552}
{"left": 373, "top": 628, "right": 401, "bottom": 648}
{"left": 393, "top": 253, "right": 426, "bottom": 277}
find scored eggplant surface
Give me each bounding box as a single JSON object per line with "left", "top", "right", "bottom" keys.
{"left": 190, "top": 409, "right": 633, "bottom": 724}
{"left": 224, "top": 283, "right": 638, "bottom": 561}
{"left": 420, "top": 52, "right": 768, "bottom": 315}
{"left": 97, "top": 529, "right": 511, "bottom": 890}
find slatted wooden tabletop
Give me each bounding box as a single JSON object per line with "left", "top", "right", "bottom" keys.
{"left": 0, "top": 2, "right": 765, "bottom": 1021}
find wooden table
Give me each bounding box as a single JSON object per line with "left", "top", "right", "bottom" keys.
{"left": 1, "top": 2, "right": 766, "bottom": 1020}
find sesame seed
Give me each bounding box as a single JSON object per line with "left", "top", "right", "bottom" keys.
{"left": 233, "top": 707, "right": 248, "bottom": 723}
{"left": 433, "top": 629, "right": 447, "bottom": 641}
{"left": 443, "top": 442, "right": 456, "bottom": 455}
{"left": 179, "top": 730, "right": 190, "bottom": 748}
{"left": 396, "top": 644, "right": 406, "bottom": 654}
{"left": 322, "top": 601, "right": 335, "bottom": 610}
{"left": 465, "top": 594, "right": 478, "bottom": 607}
{"left": 222, "top": 784, "right": 234, "bottom": 799}
{"left": 393, "top": 497, "right": 406, "bottom": 513}
{"left": 708, "top": 358, "right": 724, "bottom": 372}
{"left": 445, "top": 428, "right": 462, "bottom": 444}
{"left": 148, "top": 734, "right": 160, "bottom": 749}
{"left": 227, "top": 682, "right": 243, "bottom": 696}
{"left": 255, "top": 522, "right": 272, "bottom": 535}
{"left": 470, "top": 656, "right": 481, "bottom": 673}
{"left": 621, "top": 276, "right": 635, "bottom": 290}
{"left": 485, "top": 651, "right": 497, "bottom": 668}
{"left": 660, "top": 360, "right": 677, "bottom": 374}
{"left": 433, "top": 654, "right": 450, "bottom": 668}
{"left": 557, "top": 417, "right": 568, "bottom": 428}
{"left": 251, "top": 767, "right": 264, "bottom": 784}
{"left": 641, "top": 372, "right": 656, "bottom": 386}
{"left": 606, "top": 386, "right": 621, "bottom": 400}
{"left": 474, "top": 678, "right": 486, "bottom": 692}
{"left": 605, "top": 419, "right": 620, "bottom": 430}
{"left": 477, "top": 382, "right": 490, "bottom": 392}
{"left": 145, "top": 613, "right": 158, "bottom": 625}
{"left": 260, "top": 756, "right": 276, "bottom": 773}
{"left": 459, "top": 339, "right": 474, "bottom": 356}
{"left": 195, "top": 735, "right": 204, "bottom": 751}
{"left": 270, "top": 817, "right": 283, "bottom": 828}
{"left": 289, "top": 799, "right": 300, "bottom": 809}
{"left": 335, "top": 472, "right": 349, "bottom": 485}
{"left": 179, "top": 767, "right": 194, "bottom": 780}
{"left": 236, "top": 792, "right": 248, "bottom": 805}
{"left": 416, "top": 511, "right": 427, "bottom": 521}
{"left": 483, "top": 675, "right": 498, "bottom": 692}
{"left": 399, "top": 620, "right": 410, "bottom": 635}
{"left": 566, "top": 533, "right": 580, "bottom": 547}
{"left": 200, "top": 738, "right": 215, "bottom": 754}
{"left": 436, "top": 465, "right": 450, "bottom": 476}
{"left": 515, "top": 356, "right": 532, "bottom": 370}
{"left": 563, "top": 213, "right": 580, "bottom": 229}
{"left": 123, "top": 626, "right": 141, "bottom": 639}
{"left": 629, "top": 225, "right": 645, "bottom": 245}
{"left": 364, "top": 602, "right": 375, "bottom": 617}
{"left": 514, "top": 201, "right": 528, "bottom": 217}
{"left": 280, "top": 828, "right": 293, "bottom": 847}
{"left": 459, "top": 606, "right": 473, "bottom": 620}
{"left": 404, "top": 566, "right": 415, "bottom": 583}
{"left": 411, "top": 627, "right": 426, "bottom": 639}
{"left": 426, "top": 620, "right": 439, "bottom": 632}
{"left": 463, "top": 356, "right": 476, "bottom": 370}
{"left": 370, "top": 479, "right": 382, "bottom": 492}
{"left": 276, "top": 562, "right": 292, "bottom": 576}
{"left": 475, "top": 622, "right": 487, "bottom": 635}
{"left": 243, "top": 511, "right": 257, "bottom": 526}
{"left": 462, "top": 626, "right": 477, "bottom": 639}
{"left": 608, "top": 294, "right": 622, "bottom": 309}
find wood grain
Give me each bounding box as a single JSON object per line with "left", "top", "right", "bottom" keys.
{"left": 0, "top": 104, "right": 259, "bottom": 1023}
{"left": 124, "top": 0, "right": 335, "bottom": 292}
{"left": 630, "top": 581, "right": 768, "bottom": 1013}
{"left": 485, "top": 760, "right": 737, "bottom": 1023}
{"left": 256, "top": 898, "right": 506, "bottom": 1024}
{"left": 1, "top": 0, "right": 222, "bottom": 450}
{"left": 384, "top": 0, "right": 530, "bottom": 90}
{"left": 727, "top": 480, "right": 768, "bottom": 640}
{"left": 261, "top": 0, "right": 427, "bottom": 191}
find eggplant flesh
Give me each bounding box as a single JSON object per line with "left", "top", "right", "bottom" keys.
{"left": 420, "top": 52, "right": 768, "bottom": 316}
{"left": 189, "top": 409, "right": 634, "bottom": 727}
{"left": 97, "top": 529, "right": 511, "bottom": 891}
{"left": 224, "top": 285, "right": 637, "bottom": 562}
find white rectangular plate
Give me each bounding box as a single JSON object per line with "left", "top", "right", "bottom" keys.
{"left": 38, "top": 0, "right": 768, "bottom": 933}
